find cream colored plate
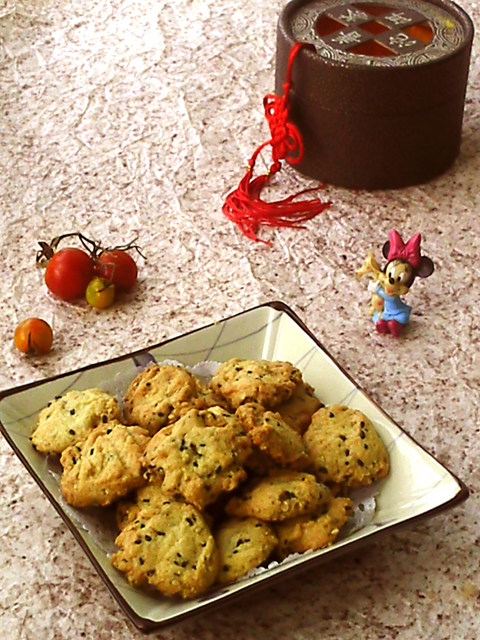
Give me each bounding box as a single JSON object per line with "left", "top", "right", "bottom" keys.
{"left": 0, "top": 301, "right": 468, "bottom": 632}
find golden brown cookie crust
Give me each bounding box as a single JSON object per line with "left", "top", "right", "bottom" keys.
{"left": 115, "top": 481, "right": 166, "bottom": 531}
{"left": 225, "top": 469, "right": 327, "bottom": 521}
{"left": 31, "top": 388, "right": 121, "bottom": 455}
{"left": 123, "top": 364, "right": 209, "bottom": 435}
{"left": 276, "top": 382, "right": 322, "bottom": 435}
{"left": 303, "top": 405, "right": 390, "bottom": 487}
{"left": 111, "top": 499, "right": 218, "bottom": 599}
{"left": 215, "top": 517, "right": 278, "bottom": 584}
{"left": 236, "top": 402, "right": 310, "bottom": 469}
{"left": 275, "top": 496, "right": 354, "bottom": 559}
{"left": 60, "top": 420, "right": 150, "bottom": 507}
{"left": 209, "top": 358, "right": 302, "bottom": 410}
{"left": 142, "top": 406, "right": 252, "bottom": 510}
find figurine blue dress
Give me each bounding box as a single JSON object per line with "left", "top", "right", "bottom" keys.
{"left": 356, "top": 230, "right": 434, "bottom": 337}
{"left": 371, "top": 283, "right": 412, "bottom": 326}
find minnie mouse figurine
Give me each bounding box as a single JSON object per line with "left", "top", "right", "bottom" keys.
{"left": 356, "top": 230, "right": 434, "bottom": 337}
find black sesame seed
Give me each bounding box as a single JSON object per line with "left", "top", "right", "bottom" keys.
{"left": 235, "top": 538, "right": 250, "bottom": 547}
{"left": 357, "top": 459, "right": 365, "bottom": 467}
{"left": 70, "top": 409, "right": 75, "bottom": 415}
{"left": 329, "top": 412, "right": 335, "bottom": 418}
{"left": 69, "top": 429, "right": 76, "bottom": 435}
{"left": 145, "top": 535, "right": 152, "bottom": 541}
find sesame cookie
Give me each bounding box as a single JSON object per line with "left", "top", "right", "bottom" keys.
{"left": 236, "top": 402, "right": 310, "bottom": 469}
{"left": 123, "top": 364, "right": 210, "bottom": 435}
{"left": 225, "top": 469, "right": 327, "bottom": 521}
{"left": 275, "top": 495, "right": 354, "bottom": 559}
{"left": 111, "top": 498, "right": 218, "bottom": 598}
{"left": 142, "top": 406, "right": 252, "bottom": 510}
{"left": 276, "top": 382, "right": 322, "bottom": 435}
{"left": 115, "top": 481, "right": 166, "bottom": 531}
{"left": 215, "top": 517, "right": 278, "bottom": 584}
{"left": 209, "top": 358, "right": 302, "bottom": 410}
{"left": 31, "top": 388, "right": 121, "bottom": 455}
{"left": 60, "top": 420, "right": 150, "bottom": 507}
{"left": 303, "top": 405, "right": 390, "bottom": 487}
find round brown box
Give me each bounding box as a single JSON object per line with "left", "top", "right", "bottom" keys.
{"left": 275, "top": 0, "right": 474, "bottom": 189}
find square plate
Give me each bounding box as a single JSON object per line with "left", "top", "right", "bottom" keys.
{"left": 0, "top": 301, "right": 468, "bottom": 632}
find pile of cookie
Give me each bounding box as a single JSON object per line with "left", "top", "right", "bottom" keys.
{"left": 30, "top": 358, "right": 390, "bottom": 599}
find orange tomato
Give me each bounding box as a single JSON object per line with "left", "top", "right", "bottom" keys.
{"left": 14, "top": 318, "right": 53, "bottom": 355}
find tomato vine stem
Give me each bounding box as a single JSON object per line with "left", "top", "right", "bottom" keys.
{"left": 36, "top": 232, "right": 145, "bottom": 265}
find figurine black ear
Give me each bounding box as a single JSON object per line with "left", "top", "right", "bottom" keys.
{"left": 382, "top": 241, "right": 390, "bottom": 259}
{"left": 416, "top": 256, "right": 434, "bottom": 278}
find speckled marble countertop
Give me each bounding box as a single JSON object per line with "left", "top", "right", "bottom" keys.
{"left": 0, "top": 0, "right": 479, "bottom": 638}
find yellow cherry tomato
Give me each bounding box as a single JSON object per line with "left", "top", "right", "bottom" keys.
{"left": 14, "top": 318, "right": 53, "bottom": 355}
{"left": 85, "top": 277, "right": 115, "bottom": 309}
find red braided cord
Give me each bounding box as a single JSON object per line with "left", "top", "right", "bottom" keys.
{"left": 222, "top": 42, "right": 330, "bottom": 245}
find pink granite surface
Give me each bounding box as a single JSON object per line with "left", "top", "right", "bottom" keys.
{"left": 0, "top": 1, "right": 479, "bottom": 638}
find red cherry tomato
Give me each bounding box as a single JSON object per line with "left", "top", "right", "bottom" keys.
{"left": 45, "top": 248, "right": 94, "bottom": 300}
{"left": 95, "top": 250, "right": 138, "bottom": 292}
{"left": 14, "top": 318, "right": 53, "bottom": 355}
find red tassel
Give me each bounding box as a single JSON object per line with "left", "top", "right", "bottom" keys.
{"left": 223, "top": 42, "right": 331, "bottom": 245}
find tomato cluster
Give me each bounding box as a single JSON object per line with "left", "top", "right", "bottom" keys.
{"left": 40, "top": 237, "right": 140, "bottom": 308}
{"left": 14, "top": 234, "right": 143, "bottom": 356}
